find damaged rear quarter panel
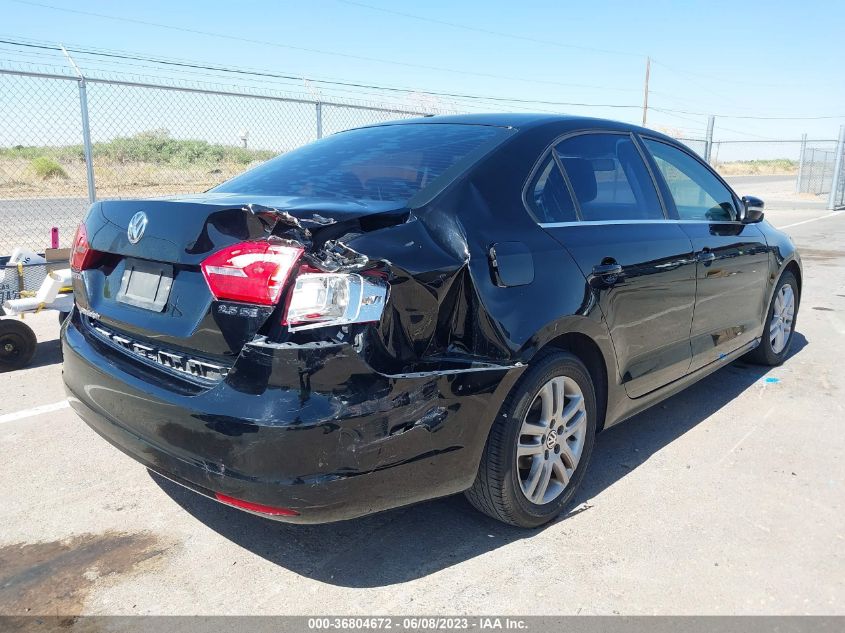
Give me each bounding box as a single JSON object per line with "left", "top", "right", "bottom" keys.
{"left": 253, "top": 127, "right": 619, "bottom": 483}
{"left": 336, "top": 126, "right": 615, "bottom": 375}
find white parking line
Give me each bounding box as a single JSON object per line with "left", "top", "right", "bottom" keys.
{"left": 778, "top": 210, "right": 844, "bottom": 229}
{"left": 0, "top": 399, "right": 69, "bottom": 425}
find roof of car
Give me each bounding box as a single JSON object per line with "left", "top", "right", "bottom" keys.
{"left": 376, "top": 112, "right": 670, "bottom": 138}
{"left": 395, "top": 113, "right": 571, "bottom": 127}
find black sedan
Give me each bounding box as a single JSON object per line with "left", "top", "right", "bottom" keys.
{"left": 62, "top": 114, "right": 801, "bottom": 527}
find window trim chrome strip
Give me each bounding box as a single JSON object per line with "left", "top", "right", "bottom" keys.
{"left": 538, "top": 219, "right": 745, "bottom": 228}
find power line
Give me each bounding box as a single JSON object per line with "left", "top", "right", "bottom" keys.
{"left": 0, "top": 43, "right": 572, "bottom": 115}
{"left": 335, "top": 0, "right": 643, "bottom": 58}
{"left": 650, "top": 59, "right": 804, "bottom": 90}
{"left": 0, "top": 37, "right": 646, "bottom": 110}
{"left": 336, "top": 0, "right": 825, "bottom": 101}
{"left": 0, "top": 34, "right": 552, "bottom": 110}
{"left": 650, "top": 106, "right": 844, "bottom": 121}
{"left": 0, "top": 39, "right": 633, "bottom": 116}
{"left": 8, "top": 0, "right": 643, "bottom": 93}
{"left": 0, "top": 34, "right": 406, "bottom": 94}
{"left": 651, "top": 107, "right": 772, "bottom": 140}
{"left": 1, "top": 35, "right": 842, "bottom": 122}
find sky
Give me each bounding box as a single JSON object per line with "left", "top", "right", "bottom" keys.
{"left": 2, "top": 0, "right": 844, "bottom": 147}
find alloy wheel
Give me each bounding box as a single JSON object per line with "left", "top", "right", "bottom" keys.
{"left": 516, "top": 376, "right": 587, "bottom": 505}
{"left": 770, "top": 283, "right": 795, "bottom": 354}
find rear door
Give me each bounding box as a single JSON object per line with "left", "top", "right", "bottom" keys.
{"left": 533, "top": 131, "right": 697, "bottom": 398}
{"left": 641, "top": 137, "right": 770, "bottom": 370}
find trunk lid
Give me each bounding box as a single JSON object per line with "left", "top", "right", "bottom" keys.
{"left": 92, "top": 193, "right": 403, "bottom": 265}
{"left": 75, "top": 194, "right": 404, "bottom": 364}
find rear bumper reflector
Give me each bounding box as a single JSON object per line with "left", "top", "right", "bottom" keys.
{"left": 214, "top": 492, "right": 300, "bottom": 516}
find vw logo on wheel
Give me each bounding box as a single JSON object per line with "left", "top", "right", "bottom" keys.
{"left": 127, "top": 211, "right": 148, "bottom": 244}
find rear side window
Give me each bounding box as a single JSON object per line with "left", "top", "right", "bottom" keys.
{"left": 643, "top": 139, "right": 737, "bottom": 221}
{"left": 213, "top": 123, "right": 507, "bottom": 204}
{"left": 555, "top": 133, "right": 663, "bottom": 221}
{"left": 527, "top": 156, "right": 577, "bottom": 223}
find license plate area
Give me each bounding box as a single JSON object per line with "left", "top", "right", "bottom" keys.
{"left": 117, "top": 259, "right": 173, "bottom": 312}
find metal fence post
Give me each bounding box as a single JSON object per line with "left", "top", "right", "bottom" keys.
{"left": 77, "top": 81, "right": 96, "bottom": 203}
{"left": 795, "top": 133, "right": 807, "bottom": 193}
{"left": 704, "top": 115, "right": 715, "bottom": 165}
{"left": 62, "top": 46, "right": 96, "bottom": 203}
{"left": 316, "top": 102, "right": 323, "bottom": 139}
{"left": 828, "top": 125, "right": 845, "bottom": 210}
{"left": 807, "top": 149, "right": 816, "bottom": 194}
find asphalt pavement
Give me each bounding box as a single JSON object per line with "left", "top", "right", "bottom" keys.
{"left": 0, "top": 195, "right": 843, "bottom": 616}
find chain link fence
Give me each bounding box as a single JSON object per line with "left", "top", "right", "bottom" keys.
{"left": 714, "top": 140, "right": 812, "bottom": 199}
{"left": 0, "top": 72, "right": 89, "bottom": 254}
{"left": 85, "top": 81, "right": 318, "bottom": 198}
{"left": 2, "top": 67, "right": 844, "bottom": 256}
{"left": 0, "top": 70, "right": 434, "bottom": 255}
{"left": 675, "top": 137, "right": 707, "bottom": 158}
{"left": 679, "top": 137, "right": 845, "bottom": 207}
{"left": 798, "top": 145, "right": 837, "bottom": 195}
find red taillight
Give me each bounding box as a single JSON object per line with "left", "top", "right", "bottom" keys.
{"left": 70, "top": 223, "right": 103, "bottom": 271}
{"left": 200, "top": 241, "right": 303, "bottom": 305}
{"left": 214, "top": 492, "right": 299, "bottom": 516}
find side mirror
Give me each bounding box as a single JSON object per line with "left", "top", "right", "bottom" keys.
{"left": 741, "top": 196, "right": 765, "bottom": 223}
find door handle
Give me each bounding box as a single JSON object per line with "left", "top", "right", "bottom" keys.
{"left": 592, "top": 263, "right": 623, "bottom": 277}
{"left": 697, "top": 249, "right": 716, "bottom": 264}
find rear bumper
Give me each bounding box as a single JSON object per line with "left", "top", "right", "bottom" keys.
{"left": 62, "top": 309, "right": 521, "bottom": 523}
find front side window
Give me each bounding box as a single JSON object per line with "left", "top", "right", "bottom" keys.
{"left": 555, "top": 133, "right": 663, "bottom": 221}
{"left": 213, "top": 123, "right": 508, "bottom": 205}
{"left": 643, "top": 139, "right": 737, "bottom": 221}
{"left": 527, "top": 155, "right": 577, "bottom": 223}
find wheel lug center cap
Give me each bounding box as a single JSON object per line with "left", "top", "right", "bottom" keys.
{"left": 546, "top": 430, "right": 558, "bottom": 450}
{"left": 3, "top": 343, "right": 13, "bottom": 352}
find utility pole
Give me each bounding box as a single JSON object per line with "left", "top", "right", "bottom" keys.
{"left": 641, "top": 56, "right": 650, "bottom": 127}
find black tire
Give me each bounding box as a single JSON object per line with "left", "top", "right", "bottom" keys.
{"left": 745, "top": 270, "right": 799, "bottom": 366}
{"left": 0, "top": 319, "right": 38, "bottom": 371}
{"left": 465, "top": 350, "right": 597, "bottom": 528}
{"left": 58, "top": 311, "right": 70, "bottom": 326}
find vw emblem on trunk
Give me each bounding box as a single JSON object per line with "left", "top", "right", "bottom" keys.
{"left": 127, "top": 211, "right": 148, "bottom": 244}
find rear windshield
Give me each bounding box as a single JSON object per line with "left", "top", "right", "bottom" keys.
{"left": 212, "top": 123, "right": 506, "bottom": 204}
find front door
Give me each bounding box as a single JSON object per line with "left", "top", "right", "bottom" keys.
{"left": 642, "top": 138, "right": 771, "bottom": 370}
